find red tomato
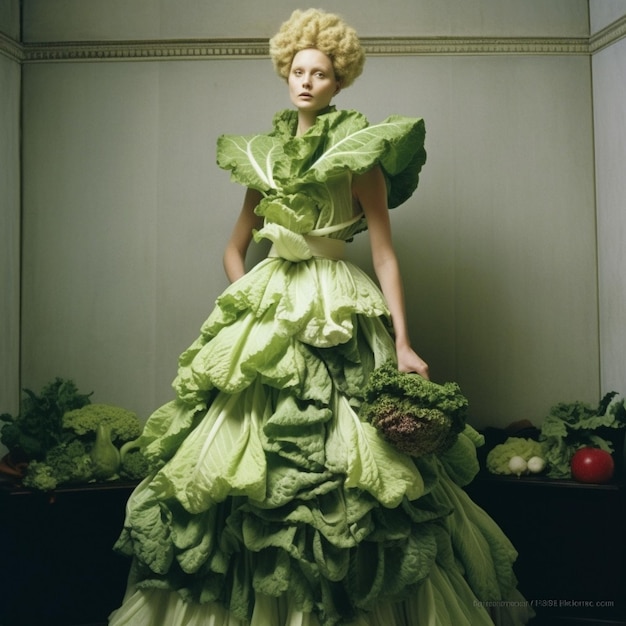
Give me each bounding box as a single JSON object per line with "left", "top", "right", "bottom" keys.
{"left": 570, "top": 447, "right": 615, "bottom": 483}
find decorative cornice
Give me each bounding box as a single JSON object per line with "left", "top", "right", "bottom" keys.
{"left": 365, "top": 36, "right": 589, "bottom": 56}
{"left": 2, "top": 17, "right": 625, "bottom": 65}
{"left": 0, "top": 31, "right": 23, "bottom": 63}
{"left": 17, "top": 36, "right": 590, "bottom": 63}
{"left": 589, "top": 12, "right": 626, "bottom": 54}
{"left": 21, "top": 38, "right": 269, "bottom": 63}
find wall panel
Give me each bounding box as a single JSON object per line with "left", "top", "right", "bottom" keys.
{"left": 0, "top": 52, "right": 20, "bottom": 427}
{"left": 592, "top": 35, "right": 626, "bottom": 397}
{"left": 22, "top": 47, "right": 598, "bottom": 427}
{"left": 22, "top": 0, "right": 589, "bottom": 42}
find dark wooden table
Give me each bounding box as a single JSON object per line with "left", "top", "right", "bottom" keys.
{"left": 0, "top": 478, "right": 136, "bottom": 626}
{"left": 464, "top": 471, "right": 626, "bottom": 625}
{"left": 2, "top": 470, "right": 624, "bottom": 626}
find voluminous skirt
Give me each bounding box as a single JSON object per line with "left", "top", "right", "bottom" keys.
{"left": 109, "top": 257, "right": 534, "bottom": 626}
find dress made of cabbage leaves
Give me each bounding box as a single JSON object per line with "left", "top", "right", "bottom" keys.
{"left": 109, "top": 108, "right": 533, "bottom": 626}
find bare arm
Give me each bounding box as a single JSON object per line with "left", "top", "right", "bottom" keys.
{"left": 353, "top": 166, "right": 429, "bottom": 378}
{"left": 223, "top": 188, "right": 264, "bottom": 283}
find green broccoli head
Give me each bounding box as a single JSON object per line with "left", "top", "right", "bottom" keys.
{"left": 45, "top": 439, "right": 94, "bottom": 484}
{"left": 22, "top": 461, "right": 59, "bottom": 491}
{"left": 360, "top": 362, "right": 469, "bottom": 458}
{"left": 63, "top": 403, "right": 142, "bottom": 444}
{"left": 120, "top": 449, "right": 151, "bottom": 480}
{"left": 20, "top": 440, "right": 95, "bottom": 490}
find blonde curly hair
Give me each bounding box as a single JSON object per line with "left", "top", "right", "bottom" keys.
{"left": 269, "top": 9, "right": 365, "bottom": 88}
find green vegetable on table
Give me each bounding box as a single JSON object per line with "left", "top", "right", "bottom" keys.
{"left": 119, "top": 448, "right": 151, "bottom": 480}
{"left": 0, "top": 378, "right": 92, "bottom": 460}
{"left": 1, "top": 378, "right": 151, "bottom": 491}
{"left": 539, "top": 391, "right": 626, "bottom": 479}
{"left": 359, "top": 362, "right": 468, "bottom": 457}
{"left": 486, "top": 437, "right": 546, "bottom": 476}
{"left": 22, "top": 440, "right": 92, "bottom": 491}
{"left": 90, "top": 423, "right": 121, "bottom": 480}
{"left": 63, "top": 403, "right": 142, "bottom": 444}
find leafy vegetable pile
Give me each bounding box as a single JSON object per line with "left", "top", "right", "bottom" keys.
{"left": 0, "top": 378, "right": 92, "bottom": 460}
{"left": 360, "top": 363, "right": 468, "bottom": 457}
{"left": 539, "top": 391, "right": 626, "bottom": 479}
{"left": 486, "top": 437, "right": 546, "bottom": 476}
{"left": 483, "top": 391, "right": 625, "bottom": 480}
{"left": 1, "top": 378, "right": 150, "bottom": 490}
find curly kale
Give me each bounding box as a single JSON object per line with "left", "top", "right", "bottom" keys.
{"left": 360, "top": 362, "right": 468, "bottom": 458}
{"left": 0, "top": 378, "right": 92, "bottom": 460}
{"left": 63, "top": 403, "right": 142, "bottom": 444}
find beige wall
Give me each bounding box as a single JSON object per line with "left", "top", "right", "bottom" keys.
{"left": 0, "top": 0, "right": 21, "bottom": 423}
{"left": 22, "top": 0, "right": 589, "bottom": 40}
{"left": 591, "top": 4, "right": 626, "bottom": 398}
{"left": 5, "top": 0, "right": 624, "bottom": 435}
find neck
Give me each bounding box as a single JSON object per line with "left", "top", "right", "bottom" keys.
{"left": 296, "top": 111, "right": 317, "bottom": 136}
{"left": 295, "top": 105, "right": 333, "bottom": 136}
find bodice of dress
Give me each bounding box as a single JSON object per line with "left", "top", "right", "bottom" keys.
{"left": 216, "top": 107, "right": 427, "bottom": 261}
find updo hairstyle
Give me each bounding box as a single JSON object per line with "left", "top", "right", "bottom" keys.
{"left": 269, "top": 8, "right": 365, "bottom": 88}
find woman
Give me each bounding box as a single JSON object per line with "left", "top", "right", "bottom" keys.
{"left": 109, "top": 9, "right": 532, "bottom": 626}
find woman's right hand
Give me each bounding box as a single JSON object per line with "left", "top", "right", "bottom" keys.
{"left": 396, "top": 343, "right": 430, "bottom": 379}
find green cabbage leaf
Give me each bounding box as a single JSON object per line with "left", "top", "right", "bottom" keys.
{"left": 217, "top": 108, "right": 426, "bottom": 210}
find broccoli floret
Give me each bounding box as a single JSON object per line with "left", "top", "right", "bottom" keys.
{"left": 22, "top": 440, "right": 95, "bottom": 490}
{"left": 120, "top": 449, "right": 151, "bottom": 480}
{"left": 360, "top": 362, "right": 469, "bottom": 458}
{"left": 46, "top": 439, "right": 94, "bottom": 483}
{"left": 22, "top": 461, "right": 59, "bottom": 491}
{"left": 63, "top": 403, "right": 142, "bottom": 444}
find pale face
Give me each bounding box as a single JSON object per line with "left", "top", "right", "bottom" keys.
{"left": 288, "top": 48, "right": 341, "bottom": 118}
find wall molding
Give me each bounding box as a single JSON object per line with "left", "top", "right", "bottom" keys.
{"left": 2, "top": 17, "right": 625, "bottom": 64}
{"left": 589, "top": 12, "right": 626, "bottom": 53}
{"left": 0, "top": 31, "right": 22, "bottom": 62}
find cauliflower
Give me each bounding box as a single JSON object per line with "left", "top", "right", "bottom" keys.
{"left": 360, "top": 362, "right": 468, "bottom": 457}
{"left": 63, "top": 403, "right": 142, "bottom": 444}
{"left": 486, "top": 437, "right": 545, "bottom": 475}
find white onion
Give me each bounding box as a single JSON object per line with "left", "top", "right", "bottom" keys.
{"left": 527, "top": 456, "right": 546, "bottom": 474}
{"left": 508, "top": 455, "right": 528, "bottom": 476}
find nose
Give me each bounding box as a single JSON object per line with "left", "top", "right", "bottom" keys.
{"left": 302, "top": 74, "right": 312, "bottom": 88}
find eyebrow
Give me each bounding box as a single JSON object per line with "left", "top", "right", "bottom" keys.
{"left": 292, "top": 65, "right": 329, "bottom": 73}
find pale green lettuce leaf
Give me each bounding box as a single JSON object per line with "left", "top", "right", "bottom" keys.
{"left": 138, "top": 400, "right": 205, "bottom": 466}
{"left": 326, "top": 393, "right": 424, "bottom": 507}
{"left": 439, "top": 427, "right": 481, "bottom": 487}
{"left": 253, "top": 222, "right": 312, "bottom": 262}
{"left": 217, "top": 109, "right": 427, "bottom": 212}
{"left": 152, "top": 385, "right": 268, "bottom": 513}
{"left": 307, "top": 115, "right": 423, "bottom": 180}
{"left": 216, "top": 133, "right": 286, "bottom": 191}
{"left": 113, "top": 476, "right": 174, "bottom": 574}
